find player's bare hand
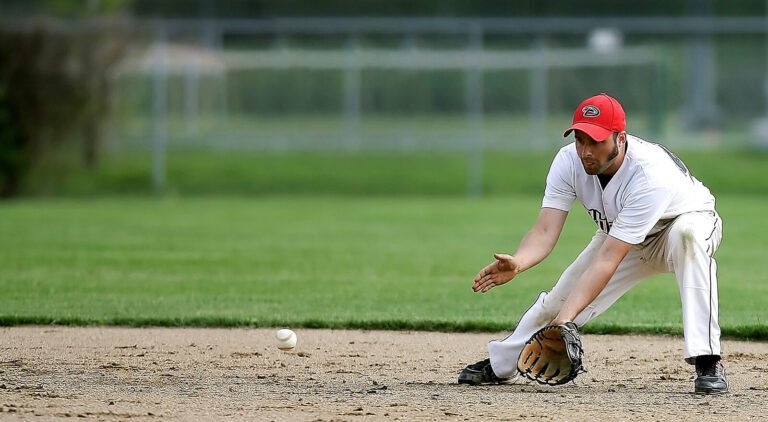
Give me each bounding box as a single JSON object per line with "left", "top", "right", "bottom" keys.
{"left": 472, "top": 253, "right": 521, "bottom": 293}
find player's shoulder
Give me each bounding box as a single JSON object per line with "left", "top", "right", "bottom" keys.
{"left": 625, "top": 134, "right": 655, "bottom": 154}
{"left": 623, "top": 135, "right": 678, "bottom": 186}
{"left": 558, "top": 142, "right": 577, "bottom": 154}
{"left": 554, "top": 142, "right": 578, "bottom": 160}
{"left": 625, "top": 135, "right": 671, "bottom": 161}
{"left": 549, "top": 142, "right": 579, "bottom": 169}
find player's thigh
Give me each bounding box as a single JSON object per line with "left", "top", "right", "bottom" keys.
{"left": 664, "top": 211, "right": 722, "bottom": 262}
{"left": 569, "top": 247, "right": 659, "bottom": 325}
{"left": 543, "top": 231, "right": 606, "bottom": 310}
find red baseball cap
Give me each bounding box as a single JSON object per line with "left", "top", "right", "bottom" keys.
{"left": 563, "top": 93, "right": 626, "bottom": 141}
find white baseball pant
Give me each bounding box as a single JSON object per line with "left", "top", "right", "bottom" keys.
{"left": 488, "top": 210, "right": 723, "bottom": 379}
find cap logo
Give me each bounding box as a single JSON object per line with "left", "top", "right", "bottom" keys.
{"left": 582, "top": 105, "right": 600, "bottom": 117}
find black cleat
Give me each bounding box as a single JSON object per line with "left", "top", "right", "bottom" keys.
{"left": 694, "top": 356, "right": 729, "bottom": 394}
{"left": 458, "top": 358, "right": 509, "bottom": 385}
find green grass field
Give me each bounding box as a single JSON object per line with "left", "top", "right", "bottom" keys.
{"left": 25, "top": 149, "right": 768, "bottom": 197}
{"left": 1, "top": 195, "right": 766, "bottom": 339}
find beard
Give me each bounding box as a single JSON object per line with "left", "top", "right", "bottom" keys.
{"left": 607, "top": 140, "right": 620, "bottom": 162}
{"left": 582, "top": 139, "right": 620, "bottom": 175}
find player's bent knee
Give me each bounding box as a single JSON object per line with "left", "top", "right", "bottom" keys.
{"left": 573, "top": 306, "right": 597, "bottom": 327}
{"left": 538, "top": 291, "right": 565, "bottom": 323}
{"left": 667, "top": 219, "right": 704, "bottom": 256}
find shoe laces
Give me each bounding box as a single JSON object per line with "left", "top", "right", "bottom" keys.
{"left": 696, "top": 358, "right": 724, "bottom": 377}
{"left": 468, "top": 358, "right": 491, "bottom": 371}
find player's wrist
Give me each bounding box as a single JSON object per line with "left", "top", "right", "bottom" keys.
{"left": 509, "top": 255, "right": 524, "bottom": 273}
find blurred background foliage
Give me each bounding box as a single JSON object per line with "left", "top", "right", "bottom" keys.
{"left": 0, "top": 23, "right": 126, "bottom": 196}
{"left": 1, "top": 0, "right": 768, "bottom": 198}
{"left": 2, "top": 0, "right": 766, "bottom": 18}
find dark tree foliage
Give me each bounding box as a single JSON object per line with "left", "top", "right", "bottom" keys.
{"left": 1, "top": 0, "right": 764, "bottom": 19}
{"left": 0, "top": 24, "right": 125, "bottom": 197}
{"left": 123, "top": 0, "right": 758, "bottom": 18}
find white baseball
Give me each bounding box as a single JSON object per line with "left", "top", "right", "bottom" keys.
{"left": 275, "top": 329, "right": 297, "bottom": 350}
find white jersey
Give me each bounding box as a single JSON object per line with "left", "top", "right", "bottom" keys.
{"left": 542, "top": 135, "right": 716, "bottom": 244}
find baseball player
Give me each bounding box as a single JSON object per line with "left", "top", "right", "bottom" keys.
{"left": 458, "top": 93, "right": 728, "bottom": 394}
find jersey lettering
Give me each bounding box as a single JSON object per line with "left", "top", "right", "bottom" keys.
{"left": 588, "top": 208, "right": 612, "bottom": 233}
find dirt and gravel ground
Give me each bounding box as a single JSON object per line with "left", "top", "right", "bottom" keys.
{"left": 0, "top": 326, "right": 766, "bottom": 421}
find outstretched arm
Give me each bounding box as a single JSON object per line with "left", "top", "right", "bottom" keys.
{"left": 553, "top": 235, "right": 633, "bottom": 322}
{"left": 472, "top": 207, "right": 568, "bottom": 293}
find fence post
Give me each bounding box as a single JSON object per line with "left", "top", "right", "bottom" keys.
{"left": 152, "top": 27, "right": 168, "bottom": 197}
{"left": 466, "top": 24, "right": 484, "bottom": 197}
{"left": 649, "top": 58, "right": 667, "bottom": 140}
{"left": 343, "top": 36, "right": 361, "bottom": 151}
{"left": 530, "top": 36, "right": 549, "bottom": 147}
{"left": 184, "top": 59, "right": 200, "bottom": 134}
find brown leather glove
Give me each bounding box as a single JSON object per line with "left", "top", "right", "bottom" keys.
{"left": 517, "top": 322, "right": 585, "bottom": 385}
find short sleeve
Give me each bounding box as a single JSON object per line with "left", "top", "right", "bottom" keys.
{"left": 609, "top": 178, "right": 674, "bottom": 244}
{"left": 542, "top": 149, "right": 577, "bottom": 212}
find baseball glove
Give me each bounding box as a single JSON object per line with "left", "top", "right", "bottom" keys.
{"left": 517, "top": 322, "right": 585, "bottom": 385}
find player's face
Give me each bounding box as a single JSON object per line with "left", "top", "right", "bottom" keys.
{"left": 574, "top": 130, "right": 622, "bottom": 175}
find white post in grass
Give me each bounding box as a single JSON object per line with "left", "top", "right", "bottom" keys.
{"left": 184, "top": 58, "right": 199, "bottom": 134}
{"left": 530, "top": 36, "right": 549, "bottom": 148}
{"left": 465, "top": 24, "right": 484, "bottom": 197}
{"left": 152, "top": 27, "right": 169, "bottom": 197}
{"left": 343, "top": 36, "right": 361, "bottom": 151}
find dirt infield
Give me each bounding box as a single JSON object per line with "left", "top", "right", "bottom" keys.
{"left": 1, "top": 327, "right": 766, "bottom": 421}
